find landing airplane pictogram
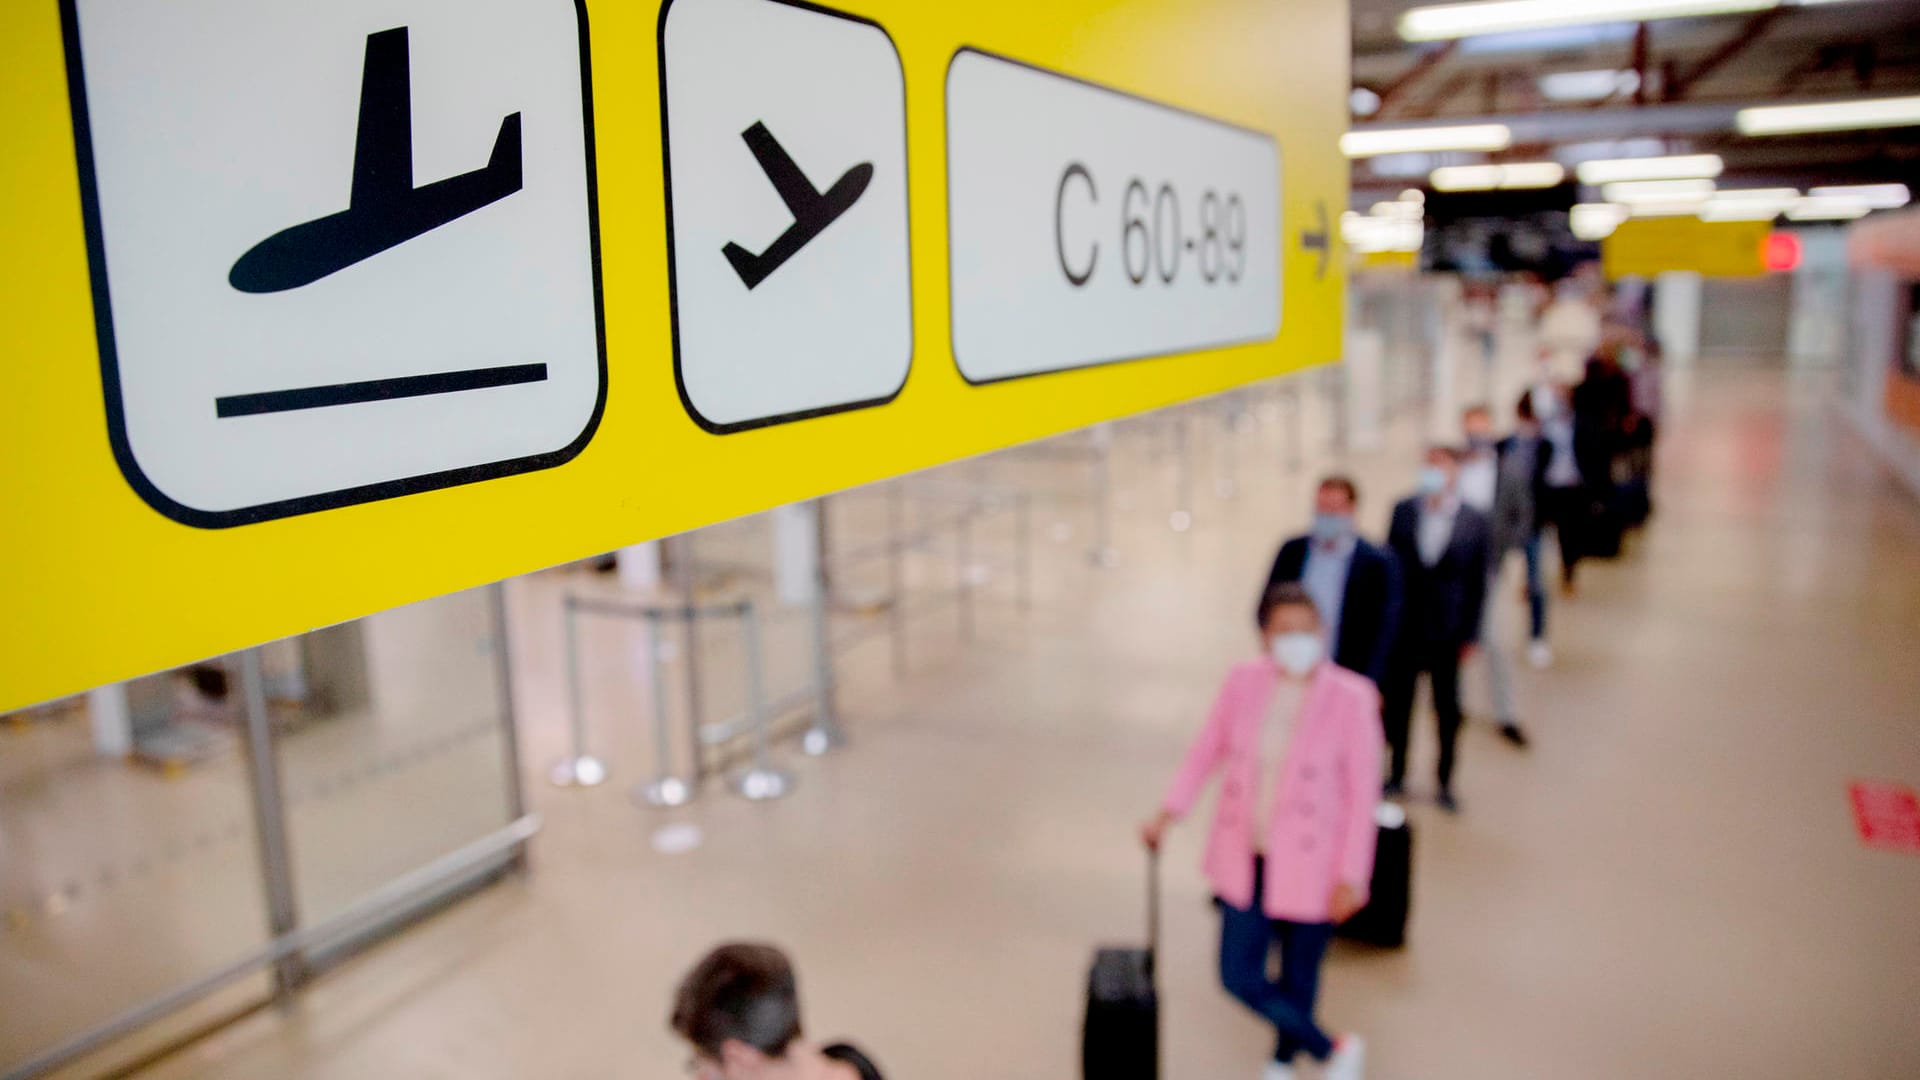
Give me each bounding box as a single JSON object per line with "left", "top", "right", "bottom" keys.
{"left": 229, "top": 26, "right": 523, "bottom": 294}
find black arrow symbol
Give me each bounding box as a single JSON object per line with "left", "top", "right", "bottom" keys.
{"left": 1300, "top": 200, "right": 1330, "bottom": 280}
{"left": 722, "top": 122, "right": 872, "bottom": 290}
{"left": 228, "top": 26, "right": 523, "bottom": 294}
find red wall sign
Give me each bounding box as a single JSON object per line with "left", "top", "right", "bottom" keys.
{"left": 1762, "top": 231, "right": 1802, "bottom": 272}
{"left": 1849, "top": 780, "right": 1920, "bottom": 854}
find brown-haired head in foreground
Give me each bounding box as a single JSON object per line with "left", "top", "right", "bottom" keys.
{"left": 1317, "top": 474, "right": 1359, "bottom": 510}
{"left": 671, "top": 943, "right": 803, "bottom": 1058}
{"left": 1257, "top": 581, "right": 1323, "bottom": 632}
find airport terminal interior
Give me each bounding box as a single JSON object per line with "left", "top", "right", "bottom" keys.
{"left": 6, "top": 1, "right": 1920, "bottom": 1079}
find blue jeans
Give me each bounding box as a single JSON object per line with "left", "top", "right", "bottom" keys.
{"left": 1523, "top": 532, "right": 1548, "bottom": 640}
{"left": 1217, "top": 860, "right": 1336, "bottom": 1063}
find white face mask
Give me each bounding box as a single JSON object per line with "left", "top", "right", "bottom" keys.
{"left": 1270, "top": 632, "right": 1323, "bottom": 676}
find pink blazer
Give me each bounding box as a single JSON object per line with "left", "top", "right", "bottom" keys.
{"left": 1161, "top": 660, "right": 1385, "bottom": 923}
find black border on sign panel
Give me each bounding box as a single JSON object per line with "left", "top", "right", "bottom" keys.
{"left": 944, "top": 46, "right": 1284, "bottom": 388}
{"left": 657, "top": 0, "right": 914, "bottom": 436}
{"left": 58, "top": 0, "right": 611, "bottom": 529}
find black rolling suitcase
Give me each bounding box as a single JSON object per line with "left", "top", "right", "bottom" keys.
{"left": 1082, "top": 851, "right": 1159, "bottom": 1079}
{"left": 1336, "top": 802, "right": 1412, "bottom": 949}
{"left": 1586, "top": 497, "right": 1624, "bottom": 559}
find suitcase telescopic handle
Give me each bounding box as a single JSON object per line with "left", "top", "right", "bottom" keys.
{"left": 1146, "top": 846, "right": 1160, "bottom": 977}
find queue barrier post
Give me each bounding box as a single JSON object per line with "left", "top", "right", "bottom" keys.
{"left": 728, "top": 599, "right": 793, "bottom": 802}
{"left": 635, "top": 608, "right": 693, "bottom": 808}
{"left": 549, "top": 596, "right": 608, "bottom": 788}
{"left": 801, "top": 523, "right": 847, "bottom": 757}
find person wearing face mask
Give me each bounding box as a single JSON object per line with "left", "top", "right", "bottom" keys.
{"left": 1478, "top": 402, "right": 1542, "bottom": 747}
{"left": 1535, "top": 378, "right": 1587, "bottom": 597}
{"left": 1143, "top": 583, "right": 1381, "bottom": 1080}
{"left": 1383, "top": 446, "right": 1492, "bottom": 811}
{"left": 671, "top": 943, "right": 883, "bottom": 1080}
{"left": 1261, "top": 476, "right": 1403, "bottom": 688}
{"left": 1507, "top": 392, "right": 1553, "bottom": 667}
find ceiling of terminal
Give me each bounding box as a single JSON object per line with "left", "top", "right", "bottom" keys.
{"left": 1346, "top": 0, "right": 1920, "bottom": 196}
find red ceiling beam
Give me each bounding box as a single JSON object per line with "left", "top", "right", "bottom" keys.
{"left": 1632, "top": 22, "right": 1650, "bottom": 106}
{"left": 1404, "top": 71, "right": 1474, "bottom": 120}
{"left": 1374, "top": 40, "right": 1460, "bottom": 113}
{"left": 1664, "top": 7, "right": 1785, "bottom": 101}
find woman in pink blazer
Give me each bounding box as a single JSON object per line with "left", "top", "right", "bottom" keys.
{"left": 1142, "top": 583, "right": 1384, "bottom": 1080}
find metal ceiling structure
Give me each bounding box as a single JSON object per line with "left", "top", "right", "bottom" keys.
{"left": 1347, "top": 0, "right": 1920, "bottom": 201}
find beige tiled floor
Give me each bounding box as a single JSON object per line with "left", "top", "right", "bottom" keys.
{"left": 21, "top": 361, "right": 1920, "bottom": 1079}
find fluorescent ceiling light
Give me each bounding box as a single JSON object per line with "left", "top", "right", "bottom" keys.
{"left": 1808, "top": 183, "right": 1909, "bottom": 209}
{"left": 1737, "top": 95, "right": 1920, "bottom": 135}
{"left": 1539, "top": 69, "right": 1641, "bottom": 102}
{"left": 1458, "top": 23, "right": 1637, "bottom": 54}
{"left": 1629, "top": 200, "right": 1711, "bottom": 218}
{"left": 1784, "top": 197, "right": 1870, "bottom": 221}
{"left": 1342, "top": 214, "right": 1424, "bottom": 254}
{"left": 1430, "top": 165, "right": 1503, "bottom": 191}
{"left": 1501, "top": 162, "right": 1568, "bottom": 188}
{"left": 1341, "top": 124, "right": 1512, "bottom": 157}
{"left": 1572, "top": 202, "right": 1631, "bottom": 220}
{"left": 1431, "top": 162, "right": 1567, "bottom": 191}
{"left": 1400, "top": 0, "right": 1774, "bottom": 43}
{"left": 1570, "top": 218, "right": 1621, "bottom": 241}
{"left": 1570, "top": 202, "right": 1630, "bottom": 240}
{"left": 1712, "top": 187, "right": 1799, "bottom": 202}
{"left": 1698, "top": 201, "right": 1784, "bottom": 221}
{"left": 1602, "top": 179, "right": 1716, "bottom": 203}
{"left": 1576, "top": 154, "right": 1723, "bottom": 184}
{"left": 1370, "top": 200, "right": 1425, "bottom": 221}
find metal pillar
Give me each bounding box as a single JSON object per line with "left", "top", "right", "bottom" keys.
{"left": 1170, "top": 416, "right": 1193, "bottom": 532}
{"left": 802, "top": 499, "right": 847, "bottom": 756}
{"left": 1091, "top": 424, "right": 1117, "bottom": 567}
{"left": 1215, "top": 399, "right": 1239, "bottom": 499}
{"left": 487, "top": 583, "right": 532, "bottom": 869}
{"left": 1015, "top": 493, "right": 1033, "bottom": 611}
{"left": 728, "top": 601, "right": 792, "bottom": 801}
{"left": 669, "top": 534, "right": 708, "bottom": 781}
{"left": 1285, "top": 383, "right": 1306, "bottom": 471}
{"left": 236, "top": 648, "right": 305, "bottom": 998}
{"left": 635, "top": 609, "right": 694, "bottom": 806}
{"left": 887, "top": 484, "right": 908, "bottom": 676}
{"left": 956, "top": 510, "right": 975, "bottom": 640}
{"left": 549, "top": 598, "right": 607, "bottom": 787}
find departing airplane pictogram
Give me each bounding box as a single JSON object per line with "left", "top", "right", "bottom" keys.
{"left": 720, "top": 121, "right": 872, "bottom": 290}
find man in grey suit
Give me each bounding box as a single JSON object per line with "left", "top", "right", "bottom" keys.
{"left": 1459, "top": 404, "right": 1533, "bottom": 749}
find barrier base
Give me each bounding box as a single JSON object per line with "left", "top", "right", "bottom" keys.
{"left": 729, "top": 766, "right": 793, "bottom": 801}
{"left": 636, "top": 776, "right": 694, "bottom": 808}
{"left": 801, "top": 725, "right": 846, "bottom": 757}
{"left": 548, "top": 755, "right": 608, "bottom": 788}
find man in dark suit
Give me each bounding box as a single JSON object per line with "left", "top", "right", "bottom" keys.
{"left": 1384, "top": 446, "right": 1492, "bottom": 812}
{"left": 1262, "top": 475, "right": 1402, "bottom": 688}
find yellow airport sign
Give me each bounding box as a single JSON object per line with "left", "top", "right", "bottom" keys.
{"left": 0, "top": 0, "right": 1348, "bottom": 711}
{"left": 1602, "top": 217, "right": 1772, "bottom": 279}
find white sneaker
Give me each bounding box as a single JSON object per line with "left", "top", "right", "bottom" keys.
{"left": 1262, "top": 1061, "right": 1298, "bottom": 1080}
{"left": 1322, "top": 1034, "right": 1366, "bottom": 1080}
{"left": 1527, "top": 640, "right": 1553, "bottom": 669}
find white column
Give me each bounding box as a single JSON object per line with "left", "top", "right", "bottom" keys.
{"left": 1653, "top": 271, "right": 1703, "bottom": 368}
{"left": 86, "top": 683, "right": 134, "bottom": 758}
{"left": 1786, "top": 228, "right": 1849, "bottom": 370}
{"left": 616, "top": 541, "right": 662, "bottom": 591}
{"left": 1344, "top": 329, "right": 1385, "bottom": 451}
{"left": 772, "top": 502, "right": 821, "bottom": 607}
